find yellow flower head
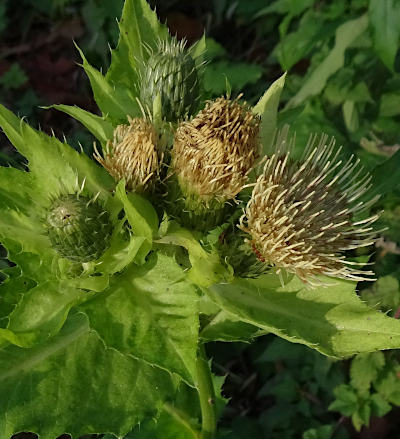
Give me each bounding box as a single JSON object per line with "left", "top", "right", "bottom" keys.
{"left": 95, "top": 117, "right": 160, "bottom": 193}
{"left": 239, "top": 132, "right": 380, "bottom": 286}
{"left": 172, "top": 96, "right": 260, "bottom": 205}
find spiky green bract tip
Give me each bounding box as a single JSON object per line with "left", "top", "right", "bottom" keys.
{"left": 45, "top": 194, "right": 113, "bottom": 263}
{"left": 139, "top": 37, "right": 200, "bottom": 122}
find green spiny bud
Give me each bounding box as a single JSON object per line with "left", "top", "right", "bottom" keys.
{"left": 45, "top": 194, "right": 113, "bottom": 262}
{"left": 139, "top": 37, "right": 200, "bottom": 122}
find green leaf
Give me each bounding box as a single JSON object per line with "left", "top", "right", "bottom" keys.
{"left": 156, "top": 220, "right": 229, "bottom": 287}
{"left": 106, "top": 0, "right": 169, "bottom": 87}
{"left": 375, "top": 364, "right": 400, "bottom": 405}
{"left": 329, "top": 384, "right": 358, "bottom": 416}
{"left": 82, "top": 252, "right": 199, "bottom": 385}
{"left": 47, "top": 104, "right": 114, "bottom": 144}
{"left": 201, "top": 309, "right": 268, "bottom": 342}
{"left": 0, "top": 313, "right": 177, "bottom": 438}
{"left": 361, "top": 275, "right": 400, "bottom": 313}
{"left": 352, "top": 401, "right": 371, "bottom": 431}
{"left": 0, "top": 63, "right": 27, "bottom": 89}
{"left": 76, "top": 45, "right": 140, "bottom": 123}
{"left": 115, "top": 180, "right": 159, "bottom": 240}
{"left": 303, "top": 425, "right": 334, "bottom": 439}
{"left": 276, "top": 10, "right": 327, "bottom": 70}
{"left": 342, "top": 100, "right": 359, "bottom": 133}
{"left": 287, "top": 14, "right": 369, "bottom": 108}
{"left": 203, "top": 61, "right": 263, "bottom": 95}
{"left": 0, "top": 166, "right": 33, "bottom": 212}
{"left": 368, "top": 149, "right": 400, "bottom": 198}
{"left": 370, "top": 393, "right": 392, "bottom": 417}
{"left": 205, "top": 275, "right": 400, "bottom": 358}
{"left": 379, "top": 91, "right": 400, "bottom": 117}
{"left": 0, "top": 280, "right": 87, "bottom": 347}
{"left": 350, "top": 352, "right": 385, "bottom": 395}
{"left": 254, "top": 72, "right": 287, "bottom": 156}
{"left": 369, "top": 0, "right": 400, "bottom": 71}
{"left": 0, "top": 103, "right": 115, "bottom": 201}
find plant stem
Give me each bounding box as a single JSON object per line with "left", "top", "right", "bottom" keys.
{"left": 197, "top": 343, "right": 217, "bottom": 439}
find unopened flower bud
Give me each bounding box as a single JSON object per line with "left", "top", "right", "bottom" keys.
{"left": 139, "top": 37, "right": 201, "bottom": 122}
{"left": 169, "top": 96, "right": 260, "bottom": 230}
{"left": 46, "top": 194, "right": 113, "bottom": 262}
{"left": 95, "top": 117, "right": 160, "bottom": 193}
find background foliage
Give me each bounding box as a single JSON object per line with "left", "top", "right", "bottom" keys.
{"left": 1, "top": 0, "right": 400, "bottom": 438}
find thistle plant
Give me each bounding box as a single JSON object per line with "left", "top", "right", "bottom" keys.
{"left": 1, "top": 1, "right": 400, "bottom": 438}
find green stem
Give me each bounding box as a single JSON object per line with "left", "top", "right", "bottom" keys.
{"left": 197, "top": 343, "right": 217, "bottom": 439}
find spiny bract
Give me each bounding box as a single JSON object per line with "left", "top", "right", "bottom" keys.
{"left": 139, "top": 37, "right": 200, "bottom": 122}
{"left": 45, "top": 194, "right": 113, "bottom": 263}
{"left": 94, "top": 117, "right": 160, "bottom": 193}
{"left": 239, "top": 132, "right": 380, "bottom": 286}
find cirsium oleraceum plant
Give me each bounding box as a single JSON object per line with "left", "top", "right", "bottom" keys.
{"left": 1, "top": 1, "right": 400, "bottom": 438}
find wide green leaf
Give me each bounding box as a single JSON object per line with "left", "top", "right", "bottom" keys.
{"left": 205, "top": 275, "right": 400, "bottom": 358}
{"left": 0, "top": 312, "right": 177, "bottom": 439}
{"left": 82, "top": 252, "right": 199, "bottom": 385}
{"left": 201, "top": 309, "right": 268, "bottom": 342}
{"left": 369, "top": 0, "right": 400, "bottom": 71}
{"left": 0, "top": 103, "right": 115, "bottom": 203}
{"left": 83, "top": 252, "right": 198, "bottom": 385}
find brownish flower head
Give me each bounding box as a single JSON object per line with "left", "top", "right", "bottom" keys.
{"left": 94, "top": 117, "right": 160, "bottom": 193}
{"left": 171, "top": 96, "right": 260, "bottom": 206}
{"left": 239, "top": 132, "right": 380, "bottom": 286}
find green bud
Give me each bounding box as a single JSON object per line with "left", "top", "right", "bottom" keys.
{"left": 139, "top": 38, "right": 200, "bottom": 122}
{"left": 45, "top": 194, "right": 113, "bottom": 262}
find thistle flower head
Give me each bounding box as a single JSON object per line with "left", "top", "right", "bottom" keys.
{"left": 94, "top": 117, "right": 160, "bottom": 193}
{"left": 139, "top": 37, "right": 200, "bottom": 122}
{"left": 45, "top": 194, "right": 113, "bottom": 263}
{"left": 172, "top": 96, "right": 260, "bottom": 205}
{"left": 239, "top": 132, "right": 380, "bottom": 286}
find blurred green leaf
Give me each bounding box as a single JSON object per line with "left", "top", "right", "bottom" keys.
{"left": 350, "top": 352, "right": 385, "bottom": 395}
{"left": 329, "top": 384, "right": 358, "bottom": 416}
{"left": 369, "top": 0, "right": 400, "bottom": 71}
{"left": 379, "top": 92, "right": 400, "bottom": 117}
{"left": 0, "top": 63, "right": 28, "bottom": 90}
{"left": 287, "top": 14, "right": 369, "bottom": 108}
{"left": 204, "top": 61, "right": 263, "bottom": 96}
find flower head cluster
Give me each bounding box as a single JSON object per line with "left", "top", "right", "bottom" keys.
{"left": 94, "top": 117, "right": 160, "bottom": 193}
{"left": 172, "top": 96, "right": 260, "bottom": 205}
{"left": 239, "top": 132, "right": 380, "bottom": 285}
